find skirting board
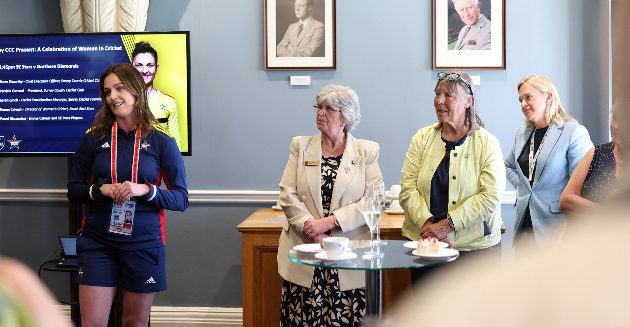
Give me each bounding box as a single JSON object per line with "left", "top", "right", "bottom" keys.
{"left": 57, "top": 306, "right": 243, "bottom": 327}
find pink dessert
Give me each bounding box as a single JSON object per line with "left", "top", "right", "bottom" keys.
{"left": 416, "top": 237, "right": 440, "bottom": 255}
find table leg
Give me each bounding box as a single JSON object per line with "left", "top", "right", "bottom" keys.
{"left": 364, "top": 270, "right": 382, "bottom": 319}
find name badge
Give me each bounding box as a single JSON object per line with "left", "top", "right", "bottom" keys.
{"left": 108, "top": 199, "right": 136, "bottom": 236}
{"left": 304, "top": 160, "right": 319, "bottom": 166}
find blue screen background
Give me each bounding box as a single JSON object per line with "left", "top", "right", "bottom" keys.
{"left": 0, "top": 34, "right": 129, "bottom": 154}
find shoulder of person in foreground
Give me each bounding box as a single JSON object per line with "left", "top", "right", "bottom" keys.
{"left": 381, "top": 204, "right": 630, "bottom": 327}
{"left": 0, "top": 257, "right": 70, "bottom": 327}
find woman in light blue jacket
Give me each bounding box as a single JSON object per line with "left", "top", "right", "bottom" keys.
{"left": 505, "top": 75, "right": 592, "bottom": 249}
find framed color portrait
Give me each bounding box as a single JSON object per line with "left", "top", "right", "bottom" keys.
{"left": 265, "top": 0, "right": 336, "bottom": 70}
{"left": 433, "top": 0, "right": 505, "bottom": 70}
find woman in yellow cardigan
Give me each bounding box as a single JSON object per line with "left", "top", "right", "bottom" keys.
{"left": 400, "top": 72, "right": 505, "bottom": 281}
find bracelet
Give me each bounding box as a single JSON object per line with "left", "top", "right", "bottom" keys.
{"left": 447, "top": 213, "right": 455, "bottom": 231}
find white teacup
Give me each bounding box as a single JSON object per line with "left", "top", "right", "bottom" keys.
{"left": 388, "top": 184, "right": 401, "bottom": 198}
{"left": 322, "top": 237, "right": 349, "bottom": 258}
{"left": 389, "top": 199, "right": 403, "bottom": 212}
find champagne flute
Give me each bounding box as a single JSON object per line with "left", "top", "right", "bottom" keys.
{"left": 363, "top": 182, "right": 384, "bottom": 259}
{"left": 374, "top": 182, "right": 385, "bottom": 246}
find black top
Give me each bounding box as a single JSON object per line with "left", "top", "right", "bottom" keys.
{"left": 517, "top": 126, "right": 549, "bottom": 185}
{"left": 430, "top": 135, "right": 467, "bottom": 222}
{"left": 321, "top": 155, "right": 342, "bottom": 216}
{"left": 582, "top": 142, "right": 617, "bottom": 202}
{"left": 517, "top": 126, "right": 548, "bottom": 230}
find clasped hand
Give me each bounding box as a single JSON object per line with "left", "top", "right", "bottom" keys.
{"left": 420, "top": 218, "right": 453, "bottom": 241}
{"left": 303, "top": 216, "right": 336, "bottom": 243}
{"left": 100, "top": 182, "right": 150, "bottom": 205}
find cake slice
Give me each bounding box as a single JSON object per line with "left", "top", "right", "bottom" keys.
{"left": 416, "top": 237, "right": 440, "bottom": 255}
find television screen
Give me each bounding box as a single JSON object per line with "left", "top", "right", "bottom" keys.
{"left": 0, "top": 31, "right": 191, "bottom": 156}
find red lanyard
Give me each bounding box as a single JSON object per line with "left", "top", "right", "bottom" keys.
{"left": 111, "top": 121, "right": 141, "bottom": 184}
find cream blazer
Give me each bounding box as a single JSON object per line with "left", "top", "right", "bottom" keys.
{"left": 277, "top": 133, "right": 383, "bottom": 291}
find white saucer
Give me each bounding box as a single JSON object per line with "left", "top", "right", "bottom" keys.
{"left": 292, "top": 243, "right": 323, "bottom": 253}
{"left": 271, "top": 205, "right": 282, "bottom": 211}
{"left": 315, "top": 251, "right": 358, "bottom": 261}
{"left": 411, "top": 248, "right": 459, "bottom": 258}
{"left": 385, "top": 209, "right": 405, "bottom": 215}
{"left": 403, "top": 240, "right": 449, "bottom": 249}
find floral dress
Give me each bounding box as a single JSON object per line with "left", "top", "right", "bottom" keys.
{"left": 280, "top": 155, "right": 367, "bottom": 326}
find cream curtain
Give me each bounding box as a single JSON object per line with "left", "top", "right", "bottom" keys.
{"left": 60, "top": 0, "right": 150, "bottom": 32}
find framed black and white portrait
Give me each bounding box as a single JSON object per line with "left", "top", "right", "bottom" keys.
{"left": 433, "top": 0, "right": 505, "bottom": 70}
{"left": 265, "top": 0, "right": 336, "bottom": 70}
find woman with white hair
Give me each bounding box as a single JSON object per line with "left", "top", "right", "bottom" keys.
{"left": 277, "top": 84, "right": 383, "bottom": 326}
{"left": 505, "top": 75, "right": 592, "bottom": 249}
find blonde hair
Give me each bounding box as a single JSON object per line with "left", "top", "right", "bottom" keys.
{"left": 518, "top": 75, "right": 575, "bottom": 127}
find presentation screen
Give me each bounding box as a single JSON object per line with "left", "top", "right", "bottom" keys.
{"left": 0, "top": 31, "right": 191, "bottom": 156}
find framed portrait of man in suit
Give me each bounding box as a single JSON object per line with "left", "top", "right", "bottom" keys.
{"left": 265, "top": 0, "right": 336, "bottom": 70}
{"left": 433, "top": 0, "right": 505, "bottom": 69}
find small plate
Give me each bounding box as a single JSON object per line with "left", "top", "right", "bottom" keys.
{"left": 315, "top": 251, "right": 358, "bottom": 261}
{"left": 293, "top": 243, "right": 323, "bottom": 253}
{"left": 403, "top": 240, "right": 449, "bottom": 249}
{"left": 384, "top": 209, "right": 405, "bottom": 215}
{"left": 271, "top": 205, "right": 282, "bottom": 211}
{"left": 411, "top": 248, "right": 459, "bottom": 258}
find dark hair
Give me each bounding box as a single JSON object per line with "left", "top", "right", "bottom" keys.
{"left": 132, "top": 41, "right": 158, "bottom": 64}
{"left": 90, "top": 64, "right": 156, "bottom": 139}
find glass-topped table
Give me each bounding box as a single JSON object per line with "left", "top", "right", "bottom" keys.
{"left": 288, "top": 240, "right": 459, "bottom": 322}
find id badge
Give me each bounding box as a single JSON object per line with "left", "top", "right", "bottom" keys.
{"left": 108, "top": 199, "right": 136, "bottom": 236}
